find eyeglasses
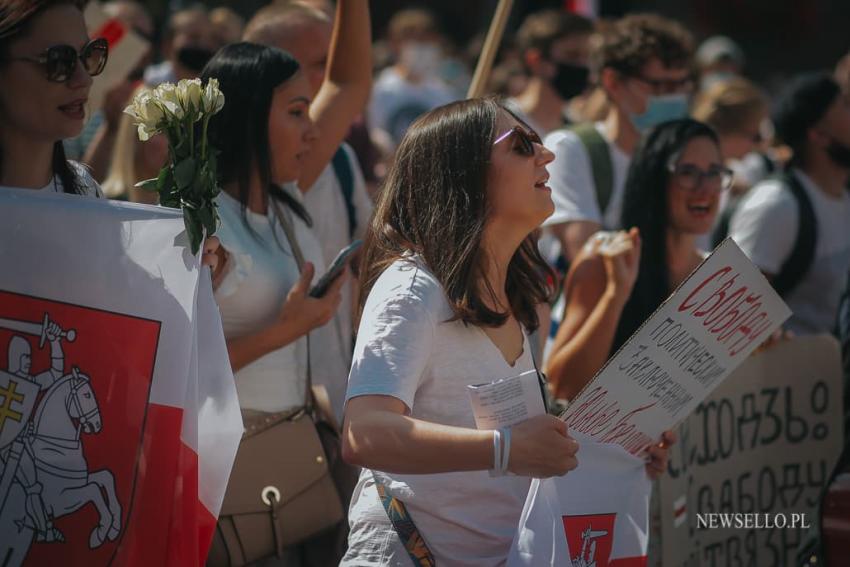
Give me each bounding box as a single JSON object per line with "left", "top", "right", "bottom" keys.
{"left": 668, "top": 162, "right": 734, "bottom": 192}
{"left": 628, "top": 74, "right": 695, "bottom": 95}
{"left": 493, "top": 126, "right": 542, "bottom": 157}
{"left": 6, "top": 38, "right": 109, "bottom": 83}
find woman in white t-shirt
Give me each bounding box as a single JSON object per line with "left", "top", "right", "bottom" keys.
{"left": 341, "top": 98, "right": 580, "bottom": 565}
{"left": 202, "top": 41, "right": 353, "bottom": 566}
{"left": 201, "top": 42, "right": 349, "bottom": 416}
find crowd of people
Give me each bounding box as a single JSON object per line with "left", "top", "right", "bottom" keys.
{"left": 2, "top": 0, "right": 849, "bottom": 565}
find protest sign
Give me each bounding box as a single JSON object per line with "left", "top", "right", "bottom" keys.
{"left": 563, "top": 238, "right": 792, "bottom": 457}
{"left": 0, "top": 190, "right": 241, "bottom": 566}
{"left": 655, "top": 334, "right": 843, "bottom": 567}
{"left": 510, "top": 239, "right": 794, "bottom": 566}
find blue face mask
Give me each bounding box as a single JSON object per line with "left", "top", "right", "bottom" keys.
{"left": 630, "top": 94, "right": 689, "bottom": 131}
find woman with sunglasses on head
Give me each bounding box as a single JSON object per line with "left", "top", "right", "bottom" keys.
{"left": 545, "top": 119, "right": 732, "bottom": 418}
{"left": 341, "top": 98, "right": 580, "bottom": 565}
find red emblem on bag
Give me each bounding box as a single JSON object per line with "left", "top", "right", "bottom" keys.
{"left": 563, "top": 513, "right": 616, "bottom": 567}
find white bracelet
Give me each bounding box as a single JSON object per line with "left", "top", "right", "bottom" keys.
{"left": 492, "top": 429, "right": 502, "bottom": 474}
{"left": 500, "top": 427, "right": 511, "bottom": 473}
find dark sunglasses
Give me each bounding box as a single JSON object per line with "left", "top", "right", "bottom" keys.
{"left": 493, "top": 126, "right": 543, "bottom": 157}
{"left": 7, "top": 38, "right": 108, "bottom": 83}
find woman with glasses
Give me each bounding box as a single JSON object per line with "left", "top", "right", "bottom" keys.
{"left": 0, "top": 0, "right": 109, "bottom": 196}
{"left": 340, "top": 98, "right": 581, "bottom": 565}
{"left": 545, "top": 119, "right": 732, "bottom": 405}
{"left": 0, "top": 1, "right": 220, "bottom": 257}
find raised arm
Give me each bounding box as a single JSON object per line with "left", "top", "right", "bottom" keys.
{"left": 299, "top": 0, "right": 372, "bottom": 191}
{"left": 545, "top": 230, "right": 640, "bottom": 400}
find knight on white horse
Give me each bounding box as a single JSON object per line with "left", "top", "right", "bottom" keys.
{"left": 0, "top": 313, "right": 122, "bottom": 567}
{"left": 0, "top": 319, "right": 67, "bottom": 543}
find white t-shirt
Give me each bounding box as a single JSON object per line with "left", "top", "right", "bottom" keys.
{"left": 542, "top": 121, "right": 632, "bottom": 230}
{"left": 729, "top": 169, "right": 850, "bottom": 334}
{"left": 214, "top": 186, "right": 349, "bottom": 415}
{"left": 302, "top": 144, "right": 374, "bottom": 418}
{"left": 368, "top": 67, "right": 458, "bottom": 147}
{"left": 343, "top": 257, "right": 537, "bottom": 566}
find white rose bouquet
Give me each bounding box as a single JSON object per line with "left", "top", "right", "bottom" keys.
{"left": 125, "top": 78, "right": 225, "bottom": 254}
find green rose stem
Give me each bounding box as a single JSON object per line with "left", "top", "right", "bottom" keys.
{"left": 126, "top": 79, "right": 224, "bottom": 255}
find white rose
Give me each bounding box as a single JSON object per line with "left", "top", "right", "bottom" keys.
{"left": 125, "top": 91, "right": 165, "bottom": 141}
{"left": 155, "top": 83, "right": 185, "bottom": 120}
{"left": 202, "top": 78, "right": 225, "bottom": 114}
{"left": 177, "top": 78, "right": 204, "bottom": 118}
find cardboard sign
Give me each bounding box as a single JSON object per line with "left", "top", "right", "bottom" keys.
{"left": 562, "top": 238, "right": 792, "bottom": 456}
{"left": 655, "top": 335, "right": 844, "bottom": 567}
{"left": 84, "top": 1, "right": 150, "bottom": 113}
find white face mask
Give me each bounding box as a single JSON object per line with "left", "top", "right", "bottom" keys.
{"left": 400, "top": 42, "right": 441, "bottom": 78}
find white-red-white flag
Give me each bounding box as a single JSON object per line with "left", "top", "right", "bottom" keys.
{"left": 508, "top": 432, "right": 651, "bottom": 567}
{"left": 0, "top": 190, "right": 242, "bottom": 566}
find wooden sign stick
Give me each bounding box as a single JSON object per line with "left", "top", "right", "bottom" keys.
{"left": 466, "top": 0, "right": 515, "bottom": 99}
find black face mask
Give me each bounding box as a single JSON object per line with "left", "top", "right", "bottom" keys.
{"left": 176, "top": 46, "right": 214, "bottom": 72}
{"left": 826, "top": 138, "right": 850, "bottom": 169}
{"left": 549, "top": 62, "right": 590, "bottom": 101}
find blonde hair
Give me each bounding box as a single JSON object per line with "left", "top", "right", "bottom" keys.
{"left": 692, "top": 78, "right": 768, "bottom": 135}
{"left": 102, "top": 84, "right": 159, "bottom": 203}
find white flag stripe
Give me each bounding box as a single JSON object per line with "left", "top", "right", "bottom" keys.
{"left": 196, "top": 271, "right": 243, "bottom": 515}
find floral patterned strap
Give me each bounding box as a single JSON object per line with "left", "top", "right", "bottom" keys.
{"left": 373, "top": 475, "right": 436, "bottom": 567}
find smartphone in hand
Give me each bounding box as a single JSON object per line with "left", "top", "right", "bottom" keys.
{"left": 309, "top": 240, "right": 363, "bottom": 298}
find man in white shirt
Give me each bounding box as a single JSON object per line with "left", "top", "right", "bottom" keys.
{"left": 244, "top": 1, "right": 373, "bottom": 419}
{"left": 543, "top": 14, "right": 695, "bottom": 264}
{"left": 730, "top": 73, "right": 850, "bottom": 335}
{"left": 368, "top": 8, "right": 458, "bottom": 148}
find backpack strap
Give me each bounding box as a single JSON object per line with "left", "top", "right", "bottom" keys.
{"left": 711, "top": 194, "right": 742, "bottom": 249}
{"left": 772, "top": 170, "right": 818, "bottom": 297}
{"left": 331, "top": 146, "right": 357, "bottom": 238}
{"left": 571, "top": 123, "right": 614, "bottom": 217}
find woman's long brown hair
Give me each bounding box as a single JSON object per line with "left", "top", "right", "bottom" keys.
{"left": 358, "top": 98, "right": 555, "bottom": 332}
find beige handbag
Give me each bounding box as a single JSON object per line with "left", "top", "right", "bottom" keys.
{"left": 207, "top": 195, "right": 351, "bottom": 566}
{"left": 208, "top": 394, "right": 346, "bottom": 565}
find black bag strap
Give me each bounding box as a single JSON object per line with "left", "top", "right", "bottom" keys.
{"left": 571, "top": 123, "right": 614, "bottom": 217}
{"left": 331, "top": 146, "right": 357, "bottom": 239}
{"left": 528, "top": 331, "right": 555, "bottom": 414}
{"left": 772, "top": 170, "right": 818, "bottom": 297}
